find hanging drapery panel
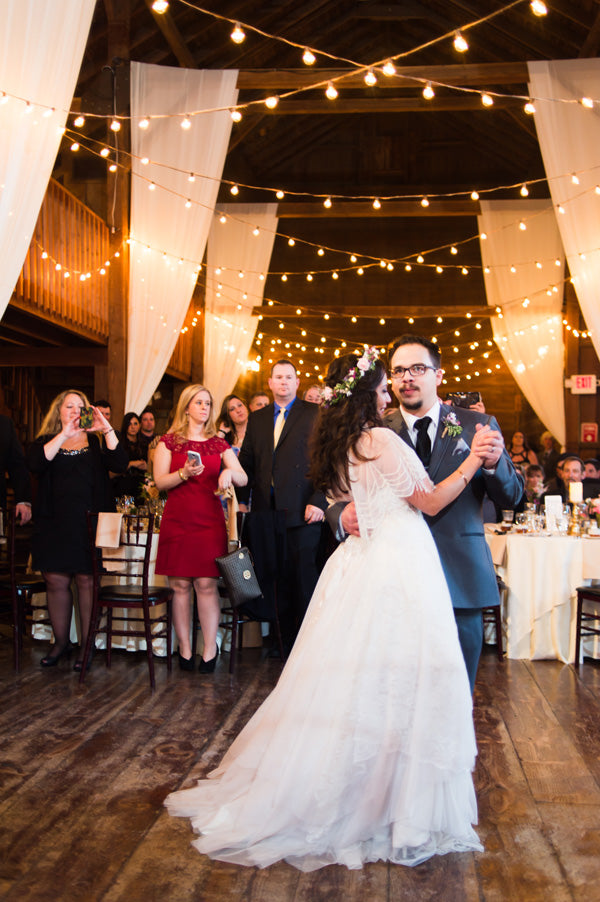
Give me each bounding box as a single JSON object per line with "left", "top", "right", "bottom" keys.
{"left": 478, "top": 200, "right": 566, "bottom": 446}
{"left": 0, "top": 0, "right": 96, "bottom": 318}
{"left": 126, "top": 63, "right": 238, "bottom": 413}
{"left": 203, "top": 204, "right": 278, "bottom": 408}
{"left": 528, "top": 59, "right": 600, "bottom": 364}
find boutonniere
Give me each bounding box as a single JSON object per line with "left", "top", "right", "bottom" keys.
{"left": 441, "top": 411, "right": 463, "bottom": 438}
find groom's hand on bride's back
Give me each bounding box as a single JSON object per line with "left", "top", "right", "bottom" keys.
{"left": 341, "top": 502, "right": 360, "bottom": 537}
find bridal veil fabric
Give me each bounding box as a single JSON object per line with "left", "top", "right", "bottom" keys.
{"left": 165, "top": 429, "right": 482, "bottom": 870}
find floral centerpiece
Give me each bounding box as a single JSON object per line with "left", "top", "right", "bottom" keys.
{"left": 140, "top": 475, "right": 167, "bottom": 505}
{"left": 587, "top": 497, "right": 600, "bottom": 528}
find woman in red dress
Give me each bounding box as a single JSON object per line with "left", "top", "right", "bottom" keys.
{"left": 154, "top": 384, "right": 247, "bottom": 673}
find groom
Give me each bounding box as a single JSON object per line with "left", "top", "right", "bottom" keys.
{"left": 338, "top": 335, "right": 523, "bottom": 690}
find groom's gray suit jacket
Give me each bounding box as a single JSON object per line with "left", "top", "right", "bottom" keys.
{"left": 386, "top": 404, "right": 523, "bottom": 610}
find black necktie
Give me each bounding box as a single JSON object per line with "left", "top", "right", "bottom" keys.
{"left": 414, "top": 416, "right": 432, "bottom": 467}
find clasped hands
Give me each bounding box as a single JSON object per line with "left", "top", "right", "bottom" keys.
{"left": 471, "top": 422, "right": 504, "bottom": 469}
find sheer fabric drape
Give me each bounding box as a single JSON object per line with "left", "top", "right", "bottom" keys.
{"left": 203, "top": 205, "right": 278, "bottom": 407}
{"left": 528, "top": 59, "right": 600, "bottom": 364}
{"left": 126, "top": 63, "right": 238, "bottom": 413}
{"left": 0, "top": 0, "right": 95, "bottom": 317}
{"left": 478, "top": 201, "right": 566, "bottom": 445}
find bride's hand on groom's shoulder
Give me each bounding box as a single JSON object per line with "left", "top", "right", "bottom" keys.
{"left": 341, "top": 502, "right": 360, "bottom": 537}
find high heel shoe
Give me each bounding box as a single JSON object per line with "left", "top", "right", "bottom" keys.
{"left": 177, "top": 650, "right": 195, "bottom": 672}
{"left": 40, "top": 644, "right": 71, "bottom": 667}
{"left": 199, "top": 645, "right": 219, "bottom": 674}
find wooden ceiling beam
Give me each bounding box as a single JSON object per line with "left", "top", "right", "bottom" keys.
{"left": 252, "top": 305, "right": 493, "bottom": 319}
{"left": 143, "top": 0, "right": 196, "bottom": 69}
{"left": 277, "top": 200, "right": 480, "bottom": 218}
{"left": 236, "top": 62, "right": 529, "bottom": 90}
{"left": 257, "top": 97, "right": 516, "bottom": 114}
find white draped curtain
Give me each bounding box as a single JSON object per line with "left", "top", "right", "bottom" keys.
{"left": 0, "top": 0, "right": 95, "bottom": 318}
{"left": 528, "top": 59, "right": 600, "bottom": 363}
{"left": 478, "top": 201, "right": 566, "bottom": 445}
{"left": 203, "top": 204, "right": 279, "bottom": 408}
{"left": 126, "top": 63, "right": 238, "bottom": 413}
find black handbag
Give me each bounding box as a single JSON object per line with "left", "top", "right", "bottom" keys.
{"left": 215, "top": 546, "right": 263, "bottom": 609}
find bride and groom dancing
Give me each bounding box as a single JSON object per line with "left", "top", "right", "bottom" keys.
{"left": 165, "top": 336, "right": 523, "bottom": 872}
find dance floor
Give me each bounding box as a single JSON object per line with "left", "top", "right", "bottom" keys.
{"left": 1, "top": 624, "right": 599, "bottom": 902}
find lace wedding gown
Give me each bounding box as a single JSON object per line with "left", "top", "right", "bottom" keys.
{"left": 165, "top": 427, "right": 483, "bottom": 871}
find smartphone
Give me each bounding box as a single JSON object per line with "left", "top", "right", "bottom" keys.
{"left": 187, "top": 450, "right": 202, "bottom": 466}
{"left": 79, "top": 406, "right": 94, "bottom": 429}
{"left": 445, "top": 391, "right": 481, "bottom": 409}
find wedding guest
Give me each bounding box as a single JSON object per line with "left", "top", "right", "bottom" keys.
{"left": 27, "top": 391, "right": 127, "bottom": 670}
{"left": 217, "top": 394, "right": 249, "bottom": 453}
{"left": 539, "top": 430, "right": 560, "bottom": 480}
{"left": 584, "top": 458, "right": 600, "bottom": 479}
{"left": 112, "top": 412, "right": 147, "bottom": 501}
{"left": 248, "top": 391, "right": 270, "bottom": 412}
{"left": 509, "top": 431, "right": 538, "bottom": 468}
{"left": 524, "top": 464, "right": 546, "bottom": 504}
{"left": 302, "top": 384, "right": 322, "bottom": 404}
{"left": 139, "top": 407, "right": 156, "bottom": 453}
{"left": 93, "top": 399, "right": 112, "bottom": 423}
{"left": 543, "top": 456, "right": 584, "bottom": 502}
{"left": 153, "top": 384, "right": 247, "bottom": 672}
{"left": 0, "top": 414, "right": 32, "bottom": 524}
{"left": 165, "top": 348, "right": 486, "bottom": 869}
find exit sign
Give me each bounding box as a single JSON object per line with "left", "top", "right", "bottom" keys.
{"left": 571, "top": 374, "right": 597, "bottom": 394}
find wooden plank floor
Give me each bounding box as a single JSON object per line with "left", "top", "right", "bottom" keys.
{"left": 1, "top": 625, "right": 600, "bottom": 902}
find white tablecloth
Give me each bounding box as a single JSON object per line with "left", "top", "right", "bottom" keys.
{"left": 485, "top": 530, "right": 600, "bottom": 662}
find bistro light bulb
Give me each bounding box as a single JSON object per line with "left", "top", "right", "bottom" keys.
{"left": 453, "top": 31, "right": 468, "bottom": 52}
{"left": 73, "top": 115, "right": 85, "bottom": 127}
{"left": 382, "top": 60, "right": 396, "bottom": 76}
{"left": 364, "top": 69, "right": 377, "bottom": 86}
{"left": 373, "top": 198, "right": 381, "bottom": 210}
{"left": 324, "top": 196, "right": 332, "bottom": 208}
{"left": 138, "top": 117, "right": 149, "bottom": 129}
{"left": 302, "top": 48, "right": 316, "bottom": 65}
{"left": 481, "top": 93, "right": 493, "bottom": 107}
{"left": 276, "top": 189, "right": 284, "bottom": 199}
{"left": 231, "top": 109, "right": 242, "bottom": 122}
{"left": 422, "top": 82, "right": 435, "bottom": 100}
{"left": 530, "top": 1, "right": 547, "bottom": 15}
{"left": 230, "top": 22, "right": 245, "bottom": 44}
{"left": 520, "top": 183, "right": 529, "bottom": 196}
{"left": 265, "top": 96, "right": 279, "bottom": 109}
{"left": 152, "top": 0, "right": 168, "bottom": 12}
{"left": 110, "top": 119, "right": 121, "bottom": 132}
{"left": 524, "top": 100, "right": 536, "bottom": 114}
{"left": 325, "top": 81, "right": 338, "bottom": 100}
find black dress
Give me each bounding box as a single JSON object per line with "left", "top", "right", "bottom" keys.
{"left": 27, "top": 434, "right": 128, "bottom": 574}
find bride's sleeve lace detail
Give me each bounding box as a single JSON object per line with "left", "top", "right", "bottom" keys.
{"left": 349, "top": 428, "right": 432, "bottom": 538}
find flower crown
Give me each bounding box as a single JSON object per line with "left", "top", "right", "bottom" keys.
{"left": 321, "top": 347, "right": 379, "bottom": 407}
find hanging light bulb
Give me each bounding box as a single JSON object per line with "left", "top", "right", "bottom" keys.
{"left": 276, "top": 189, "right": 284, "bottom": 199}
{"left": 373, "top": 198, "right": 381, "bottom": 210}
{"left": 288, "top": 238, "right": 295, "bottom": 246}
{"left": 325, "top": 82, "right": 338, "bottom": 100}
{"left": 520, "top": 183, "right": 529, "bottom": 197}
{"left": 581, "top": 97, "right": 594, "bottom": 109}
{"left": 404, "top": 263, "right": 412, "bottom": 272}
{"left": 152, "top": 0, "right": 168, "bottom": 12}
{"left": 70, "top": 142, "right": 80, "bottom": 152}
{"left": 571, "top": 173, "right": 580, "bottom": 185}
{"left": 364, "top": 69, "right": 377, "bottom": 87}
{"left": 181, "top": 116, "right": 192, "bottom": 130}
{"left": 110, "top": 119, "right": 121, "bottom": 132}
{"left": 302, "top": 48, "right": 316, "bottom": 65}
{"left": 231, "top": 109, "right": 242, "bottom": 122}
{"left": 422, "top": 82, "right": 435, "bottom": 100}
{"left": 530, "top": 1, "right": 547, "bottom": 15}
{"left": 230, "top": 184, "right": 239, "bottom": 196}
{"left": 471, "top": 190, "right": 479, "bottom": 201}
{"left": 100, "top": 147, "right": 110, "bottom": 158}
{"left": 519, "top": 221, "right": 526, "bottom": 230}
{"left": 450, "top": 246, "right": 458, "bottom": 255}
{"left": 138, "top": 117, "right": 149, "bottom": 129}
{"left": 524, "top": 100, "right": 536, "bottom": 114}
{"left": 230, "top": 22, "right": 245, "bottom": 44}
{"left": 73, "top": 115, "right": 85, "bottom": 127}
{"left": 185, "top": 199, "right": 192, "bottom": 209}
{"left": 420, "top": 196, "right": 429, "bottom": 207}
{"left": 481, "top": 93, "right": 494, "bottom": 107}
{"left": 264, "top": 96, "right": 279, "bottom": 109}
{"left": 382, "top": 60, "right": 396, "bottom": 77}
{"left": 323, "top": 196, "right": 332, "bottom": 208}
{"left": 188, "top": 173, "right": 195, "bottom": 182}
{"left": 453, "top": 31, "right": 468, "bottom": 53}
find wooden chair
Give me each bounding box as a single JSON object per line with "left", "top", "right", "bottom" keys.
{"left": 80, "top": 512, "right": 173, "bottom": 690}
{"left": 574, "top": 585, "right": 600, "bottom": 664}
{"left": 481, "top": 575, "right": 507, "bottom": 661}
{"left": 0, "top": 507, "right": 47, "bottom": 671}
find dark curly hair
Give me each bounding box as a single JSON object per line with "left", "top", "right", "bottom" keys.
{"left": 309, "top": 353, "right": 387, "bottom": 496}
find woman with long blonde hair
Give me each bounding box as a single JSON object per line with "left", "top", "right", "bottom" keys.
{"left": 154, "top": 384, "right": 247, "bottom": 672}
{"left": 27, "top": 390, "right": 128, "bottom": 670}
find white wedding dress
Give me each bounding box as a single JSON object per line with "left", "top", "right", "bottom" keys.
{"left": 165, "top": 428, "right": 483, "bottom": 871}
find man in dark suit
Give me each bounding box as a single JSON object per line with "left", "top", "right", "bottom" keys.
{"left": 339, "top": 336, "right": 523, "bottom": 691}
{"left": 0, "top": 414, "right": 32, "bottom": 523}
{"left": 238, "top": 359, "right": 327, "bottom": 647}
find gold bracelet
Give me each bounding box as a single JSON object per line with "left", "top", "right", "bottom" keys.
{"left": 458, "top": 470, "right": 468, "bottom": 485}
{"left": 178, "top": 468, "right": 188, "bottom": 482}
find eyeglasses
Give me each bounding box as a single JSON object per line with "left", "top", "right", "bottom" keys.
{"left": 390, "top": 364, "right": 438, "bottom": 378}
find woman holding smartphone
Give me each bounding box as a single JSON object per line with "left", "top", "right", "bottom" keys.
{"left": 27, "top": 390, "right": 128, "bottom": 670}
{"left": 154, "top": 384, "right": 247, "bottom": 673}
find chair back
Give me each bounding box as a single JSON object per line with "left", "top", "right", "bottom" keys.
{"left": 87, "top": 512, "right": 156, "bottom": 590}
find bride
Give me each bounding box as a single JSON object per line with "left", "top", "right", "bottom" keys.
{"left": 165, "top": 348, "right": 488, "bottom": 871}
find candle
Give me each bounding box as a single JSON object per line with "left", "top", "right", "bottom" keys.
{"left": 569, "top": 481, "right": 583, "bottom": 503}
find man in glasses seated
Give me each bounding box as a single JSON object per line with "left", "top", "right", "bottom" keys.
{"left": 336, "top": 334, "right": 523, "bottom": 691}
